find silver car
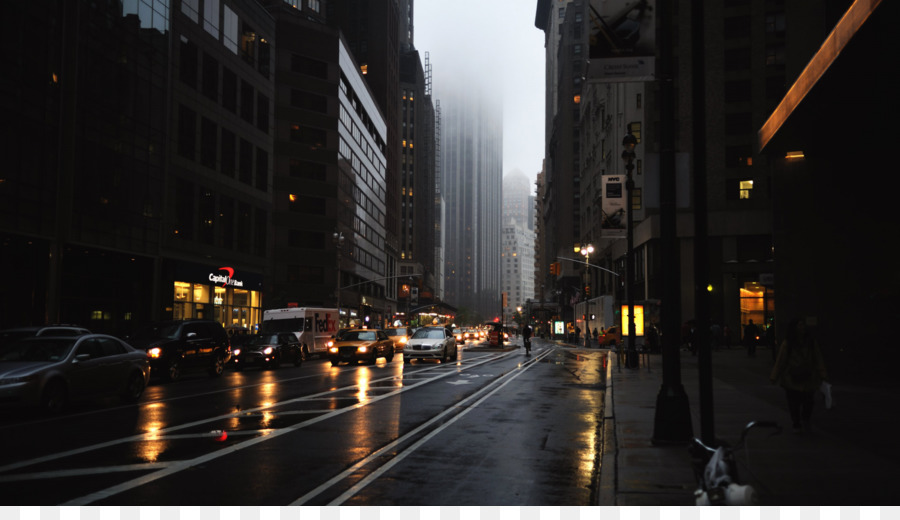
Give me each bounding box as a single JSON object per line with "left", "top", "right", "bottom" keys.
{"left": 403, "top": 326, "right": 457, "bottom": 364}
{"left": 0, "top": 334, "right": 151, "bottom": 413}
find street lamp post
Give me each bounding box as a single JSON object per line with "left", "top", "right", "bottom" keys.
{"left": 622, "top": 135, "right": 638, "bottom": 368}
{"left": 576, "top": 243, "right": 594, "bottom": 348}
{"left": 333, "top": 231, "right": 345, "bottom": 329}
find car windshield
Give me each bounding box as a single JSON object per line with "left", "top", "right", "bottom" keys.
{"left": 385, "top": 328, "right": 407, "bottom": 337}
{"left": 250, "top": 334, "right": 280, "bottom": 345}
{"left": 342, "top": 331, "right": 376, "bottom": 341}
{"left": 130, "top": 322, "right": 181, "bottom": 340}
{"left": 0, "top": 338, "right": 77, "bottom": 363}
{"left": 412, "top": 328, "right": 445, "bottom": 339}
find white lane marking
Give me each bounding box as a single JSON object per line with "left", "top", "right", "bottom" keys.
{"left": 446, "top": 380, "right": 472, "bottom": 385}
{"left": 0, "top": 353, "right": 508, "bottom": 476}
{"left": 290, "top": 347, "right": 555, "bottom": 506}
{"left": 59, "top": 351, "right": 519, "bottom": 505}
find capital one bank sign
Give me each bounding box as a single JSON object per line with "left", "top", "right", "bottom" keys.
{"left": 209, "top": 266, "right": 244, "bottom": 287}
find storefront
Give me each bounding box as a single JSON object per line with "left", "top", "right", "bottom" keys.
{"left": 167, "top": 261, "right": 264, "bottom": 331}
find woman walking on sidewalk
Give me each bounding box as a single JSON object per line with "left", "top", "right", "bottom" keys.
{"left": 770, "top": 318, "right": 828, "bottom": 433}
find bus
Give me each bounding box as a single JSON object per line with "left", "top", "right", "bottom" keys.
{"left": 260, "top": 307, "right": 339, "bottom": 358}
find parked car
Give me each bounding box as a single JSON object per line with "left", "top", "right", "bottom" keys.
{"left": 384, "top": 327, "right": 410, "bottom": 352}
{"left": 327, "top": 329, "right": 395, "bottom": 366}
{"left": 127, "top": 320, "right": 231, "bottom": 381}
{"left": 0, "top": 325, "right": 91, "bottom": 348}
{"left": 404, "top": 326, "right": 457, "bottom": 364}
{"left": 0, "top": 334, "right": 150, "bottom": 413}
{"left": 231, "top": 333, "right": 302, "bottom": 370}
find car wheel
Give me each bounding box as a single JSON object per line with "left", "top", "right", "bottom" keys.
{"left": 301, "top": 345, "right": 310, "bottom": 361}
{"left": 41, "top": 380, "right": 67, "bottom": 414}
{"left": 165, "top": 358, "right": 181, "bottom": 381}
{"left": 293, "top": 349, "right": 303, "bottom": 367}
{"left": 121, "top": 372, "right": 146, "bottom": 403}
{"left": 386, "top": 350, "right": 394, "bottom": 362}
{"left": 404, "top": 356, "right": 411, "bottom": 364}
{"left": 208, "top": 354, "right": 225, "bottom": 377}
{"left": 331, "top": 360, "right": 340, "bottom": 367}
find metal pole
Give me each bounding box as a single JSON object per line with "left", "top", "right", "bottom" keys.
{"left": 625, "top": 159, "right": 637, "bottom": 368}
{"left": 652, "top": 0, "right": 694, "bottom": 445}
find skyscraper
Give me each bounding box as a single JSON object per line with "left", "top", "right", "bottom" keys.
{"left": 440, "top": 81, "right": 503, "bottom": 319}
{"left": 502, "top": 170, "right": 536, "bottom": 325}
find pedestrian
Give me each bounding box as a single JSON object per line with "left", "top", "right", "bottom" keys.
{"left": 710, "top": 322, "right": 722, "bottom": 351}
{"left": 743, "top": 319, "right": 759, "bottom": 357}
{"left": 770, "top": 318, "right": 828, "bottom": 434}
{"left": 593, "top": 327, "right": 599, "bottom": 341}
{"left": 522, "top": 323, "right": 533, "bottom": 354}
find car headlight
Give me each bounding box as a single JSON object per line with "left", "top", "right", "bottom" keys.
{"left": 263, "top": 347, "right": 274, "bottom": 355}
{"left": 358, "top": 346, "right": 368, "bottom": 353}
{"left": 399, "top": 337, "right": 408, "bottom": 344}
{"left": 147, "top": 347, "right": 162, "bottom": 358}
{"left": 232, "top": 348, "right": 241, "bottom": 356}
{"left": 329, "top": 346, "right": 338, "bottom": 354}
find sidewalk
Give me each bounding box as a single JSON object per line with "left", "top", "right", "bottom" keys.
{"left": 595, "top": 344, "right": 900, "bottom": 505}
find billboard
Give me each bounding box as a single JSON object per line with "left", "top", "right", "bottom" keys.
{"left": 601, "top": 175, "right": 626, "bottom": 238}
{"left": 588, "top": 0, "right": 656, "bottom": 82}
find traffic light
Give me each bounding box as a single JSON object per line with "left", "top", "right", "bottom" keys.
{"left": 549, "top": 263, "right": 556, "bottom": 275}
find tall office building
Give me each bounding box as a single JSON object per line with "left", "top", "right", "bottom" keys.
{"left": 501, "top": 171, "right": 536, "bottom": 324}
{"left": 440, "top": 81, "right": 503, "bottom": 319}
{"left": 1, "top": 0, "right": 273, "bottom": 333}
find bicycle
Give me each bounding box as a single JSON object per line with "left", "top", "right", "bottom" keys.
{"left": 689, "top": 420, "right": 781, "bottom": 505}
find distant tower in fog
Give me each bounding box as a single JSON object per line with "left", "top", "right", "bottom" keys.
{"left": 440, "top": 83, "right": 503, "bottom": 319}
{"left": 502, "top": 170, "right": 535, "bottom": 324}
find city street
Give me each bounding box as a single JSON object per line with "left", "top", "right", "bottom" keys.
{"left": 0, "top": 338, "right": 608, "bottom": 506}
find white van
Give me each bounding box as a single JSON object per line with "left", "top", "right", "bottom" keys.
{"left": 261, "top": 307, "right": 339, "bottom": 358}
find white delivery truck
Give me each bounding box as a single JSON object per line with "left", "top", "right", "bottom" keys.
{"left": 261, "top": 307, "right": 339, "bottom": 358}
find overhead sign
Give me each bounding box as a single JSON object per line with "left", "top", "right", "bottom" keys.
{"left": 601, "top": 175, "right": 626, "bottom": 238}
{"left": 587, "top": 0, "right": 657, "bottom": 82}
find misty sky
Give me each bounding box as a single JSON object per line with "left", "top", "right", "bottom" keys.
{"left": 413, "top": 1, "right": 546, "bottom": 190}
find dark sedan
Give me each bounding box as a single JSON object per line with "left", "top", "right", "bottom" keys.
{"left": 231, "top": 333, "right": 303, "bottom": 370}
{"left": 0, "top": 334, "right": 151, "bottom": 413}
{"left": 327, "top": 329, "right": 395, "bottom": 366}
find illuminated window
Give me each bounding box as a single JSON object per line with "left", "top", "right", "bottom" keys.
{"left": 739, "top": 180, "right": 753, "bottom": 199}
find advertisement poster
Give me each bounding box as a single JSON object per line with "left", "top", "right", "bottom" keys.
{"left": 601, "top": 174, "right": 626, "bottom": 238}
{"left": 588, "top": 0, "right": 656, "bottom": 82}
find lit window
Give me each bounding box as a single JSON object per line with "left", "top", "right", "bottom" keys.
{"left": 739, "top": 180, "right": 753, "bottom": 199}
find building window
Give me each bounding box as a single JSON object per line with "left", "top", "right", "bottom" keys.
{"left": 257, "top": 93, "right": 269, "bottom": 133}
{"left": 255, "top": 148, "right": 268, "bottom": 191}
{"left": 726, "top": 178, "right": 755, "bottom": 200}
{"left": 203, "top": 0, "right": 220, "bottom": 38}
{"left": 627, "top": 122, "right": 641, "bottom": 143}
{"left": 180, "top": 38, "right": 198, "bottom": 88}
{"left": 223, "top": 5, "right": 238, "bottom": 54}
{"left": 200, "top": 117, "right": 217, "bottom": 169}
{"left": 222, "top": 67, "right": 237, "bottom": 112}
{"left": 725, "top": 145, "right": 753, "bottom": 167}
{"left": 181, "top": 0, "right": 200, "bottom": 23}
{"left": 221, "top": 129, "right": 235, "bottom": 177}
{"left": 240, "top": 80, "right": 254, "bottom": 123}
{"left": 202, "top": 52, "right": 218, "bottom": 100}
{"left": 178, "top": 105, "right": 196, "bottom": 159}
{"left": 239, "top": 139, "right": 253, "bottom": 185}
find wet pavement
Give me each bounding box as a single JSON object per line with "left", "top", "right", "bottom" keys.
{"left": 592, "top": 341, "right": 900, "bottom": 505}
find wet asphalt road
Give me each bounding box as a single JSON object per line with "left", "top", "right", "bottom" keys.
{"left": 0, "top": 338, "right": 607, "bottom": 506}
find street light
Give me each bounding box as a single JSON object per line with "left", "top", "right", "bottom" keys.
{"left": 622, "top": 134, "right": 638, "bottom": 368}
{"left": 333, "top": 231, "right": 344, "bottom": 329}
{"left": 577, "top": 243, "right": 594, "bottom": 348}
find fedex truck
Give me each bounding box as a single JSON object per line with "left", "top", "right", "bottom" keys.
{"left": 261, "top": 307, "right": 339, "bottom": 358}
